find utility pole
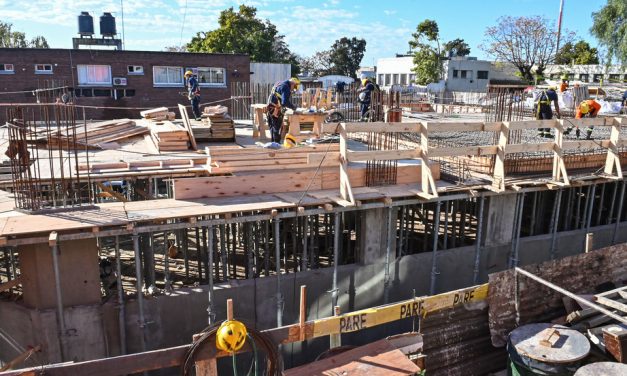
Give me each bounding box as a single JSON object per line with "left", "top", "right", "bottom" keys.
{"left": 120, "top": 0, "right": 126, "bottom": 50}
{"left": 556, "top": 0, "right": 565, "bottom": 54}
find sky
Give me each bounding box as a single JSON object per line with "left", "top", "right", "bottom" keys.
{"left": 0, "top": 0, "right": 609, "bottom": 66}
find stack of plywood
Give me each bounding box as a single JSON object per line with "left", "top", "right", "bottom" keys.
{"left": 52, "top": 119, "right": 149, "bottom": 149}
{"left": 140, "top": 107, "right": 176, "bottom": 121}
{"left": 149, "top": 121, "right": 191, "bottom": 152}
{"left": 198, "top": 105, "right": 235, "bottom": 141}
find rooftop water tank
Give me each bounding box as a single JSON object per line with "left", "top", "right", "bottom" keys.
{"left": 78, "top": 12, "right": 94, "bottom": 36}
{"left": 99, "top": 12, "right": 117, "bottom": 37}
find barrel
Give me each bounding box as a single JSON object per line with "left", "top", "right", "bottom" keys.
{"left": 507, "top": 323, "right": 590, "bottom": 376}
{"left": 574, "top": 362, "right": 627, "bottom": 376}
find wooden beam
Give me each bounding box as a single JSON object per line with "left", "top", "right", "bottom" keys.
{"left": 178, "top": 104, "right": 198, "bottom": 151}
{"left": 492, "top": 122, "right": 509, "bottom": 192}
{"left": 429, "top": 145, "right": 498, "bottom": 158}
{"left": 96, "top": 183, "right": 128, "bottom": 202}
{"left": 504, "top": 143, "right": 553, "bottom": 154}
{"left": 419, "top": 122, "right": 437, "bottom": 198}
{"left": 603, "top": 117, "right": 623, "bottom": 179}
{"left": 552, "top": 120, "right": 570, "bottom": 186}
{"left": 339, "top": 124, "right": 356, "bottom": 204}
{"left": 347, "top": 149, "right": 419, "bottom": 162}
{"left": 342, "top": 122, "right": 421, "bottom": 133}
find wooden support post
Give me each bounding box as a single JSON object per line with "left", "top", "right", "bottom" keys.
{"left": 339, "top": 123, "right": 355, "bottom": 204}
{"left": 226, "top": 298, "right": 234, "bottom": 321}
{"left": 299, "top": 285, "right": 307, "bottom": 341}
{"left": 603, "top": 117, "right": 623, "bottom": 179}
{"left": 419, "top": 122, "right": 437, "bottom": 198}
{"left": 329, "top": 305, "right": 341, "bottom": 348}
{"left": 492, "top": 121, "right": 510, "bottom": 192}
{"left": 552, "top": 120, "right": 570, "bottom": 186}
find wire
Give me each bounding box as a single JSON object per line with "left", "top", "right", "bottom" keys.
{"left": 179, "top": 0, "right": 188, "bottom": 48}
{"left": 0, "top": 86, "right": 71, "bottom": 95}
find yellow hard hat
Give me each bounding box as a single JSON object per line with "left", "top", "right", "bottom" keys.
{"left": 579, "top": 101, "right": 590, "bottom": 114}
{"left": 184, "top": 70, "right": 194, "bottom": 77}
{"left": 548, "top": 86, "right": 557, "bottom": 91}
{"left": 289, "top": 77, "right": 301, "bottom": 89}
{"left": 283, "top": 134, "right": 297, "bottom": 148}
{"left": 215, "top": 320, "right": 247, "bottom": 352}
{"left": 561, "top": 74, "right": 568, "bottom": 80}
{"left": 361, "top": 78, "right": 368, "bottom": 86}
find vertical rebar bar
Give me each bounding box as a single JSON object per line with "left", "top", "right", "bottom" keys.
{"left": 429, "top": 202, "right": 442, "bottom": 295}
{"left": 132, "top": 234, "right": 147, "bottom": 352}
{"left": 206, "top": 226, "right": 215, "bottom": 325}
{"left": 114, "top": 236, "right": 127, "bottom": 355}
{"left": 612, "top": 181, "right": 626, "bottom": 244}
{"left": 274, "top": 218, "right": 283, "bottom": 327}
{"left": 472, "top": 196, "right": 485, "bottom": 284}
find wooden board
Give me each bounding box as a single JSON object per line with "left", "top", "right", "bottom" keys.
{"left": 178, "top": 104, "right": 197, "bottom": 150}
{"left": 283, "top": 339, "right": 419, "bottom": 376}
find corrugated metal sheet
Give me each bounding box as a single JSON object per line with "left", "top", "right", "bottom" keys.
{"left": 250, "top": 62, "right": 291, "bottom": 85}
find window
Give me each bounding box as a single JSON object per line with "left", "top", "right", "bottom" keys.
{"left": 567, "top": 73, "right": 575, "bottom": 80}
{"left": 593, "top": 74, "right": 603, "bottom": 83}
{"left": 453, "top": 70, "right": 459, "bottom": 78}
{"left": 378, "top": 74, "right": 384, "bottom": 84}
{"left": 93, "top": 89, "right": 112, "bottom": 97}
{"left": 0, "top": 64, "right": 14, "bottom": 74}
{"left": 35, "top": 64, "right": 53, "bottom": 74}
{"left": 579, "top": 74, "right": 589, "bottom": 82}
{"left": 460, "top": 70, "right": 467, "bottom": 79}
{"left": 609, "top": 74, "right": 620, "bottom": 83}
{"left": 196, "top": 67, "right": 226, "bottom": 86}
{"left": 477, "top": 71, "right": 489, "bottom": 80}
{"left": 400, "top": 73, "right": 407, "bottom": 85}
{"left": 77, "top": 65, "right": 112, "bottom": 86}
{"left": 385, "top": 74, "right": 391, "bottom": 86}
{"left": 127, "top": 65, "right": 144, "bottom": 75}
{"left": 409, "top": 74, "right": 416, "bottom": 83}
{"left": 153, "top": 66, "right": 183, "bottom": 86}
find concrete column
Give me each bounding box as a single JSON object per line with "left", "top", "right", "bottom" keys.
{"left": 357, "top": 207, "right": 395, "bottom": 264}
{"left": 483, "top": 194, "right": 518, "bottom": 247}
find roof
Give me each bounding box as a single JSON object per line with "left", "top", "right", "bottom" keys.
{"left": 0, "top": 47, "right": 249, "bottom": 58}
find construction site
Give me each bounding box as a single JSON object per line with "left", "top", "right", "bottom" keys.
{"left": 0, "top": 3, "right": 626, "bottom": 375}
{"left": 0, "top": 74, "right": 624, "bottom": 375}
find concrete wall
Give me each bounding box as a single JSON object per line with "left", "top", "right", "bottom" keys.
{"left": 443, "top": 58, "right": 519, "bottom": 92}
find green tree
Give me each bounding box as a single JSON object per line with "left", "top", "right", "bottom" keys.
{"left": 0, "top": 21, "right": 48, "bottom": 48}
{"left": 409, "top": 19, "right": 442, "bottom": 85}
{"left": 187, "top": 5, "right": 300, "bottom": 73}
{"left": 555, "top": 40, "right": 599, "bottom": 65}
{"left": 443, "top": 38, "right": 470, "bottom": 57}
{"left": 481, "top": 16, "right": 573, "bottom": 81}
{"left": 590, "top": 0, "right": 627, "bottom": 65}
{"left": 298, "top": 51, "right": 332, "bottom": 77}
{"left": 328, "top": 37, "right": 366, "bottom": 78}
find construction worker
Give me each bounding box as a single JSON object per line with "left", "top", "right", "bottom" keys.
{"left": 622, "top": 90, "right": 627, "bottom": 114}
{"left": 535, "top": 86, "right": 560, "bottom": 138}
{"left": 559, "top": 74, "right": 569, "bottom": 92}
{"left": 357, "top": 77, "right": 375, "bottom": 121}
{"left": 266, "top": 77, "right": 300, "bottom": 144}
{"left": 184, "top": 70, "right": 201, "bottom": 120}
{"left": 570, "top": 99, "right": 601, "bottom": 140}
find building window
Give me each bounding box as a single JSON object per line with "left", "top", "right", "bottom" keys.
{"left": 567, "top": 73, "right": 575, "bottom": 80}
{"left": 624, "top": 75, "right": 627, "bottom": 83}
{"left": 378, "top": 74, "right": 384, "bottom": 84}
{"left": 127, "top": 65, "right": 144, "bottom": 75}
{"left": 453, "top": 70, "right": 459, "bottom": 78}
{"left": 477, "top": 71, "right": 489, "bottom": 80}
{"left": 609, "top": 74, "right": 620, "bottom": 83}
{"left": 385, "top": 74, "right": 391, "bottom": 86}
{"left": 197, "top": 67, "right": 226, "bottom": 86}
{"left": 409, "top": 74, "right": 416, "bottom": 83}
{"left": 593, "top": 74, "right": 603, "bottom": 83}
{"left": 550, "top": 74, "right": 558, "bottom": 79}
{"left": 460, "top": 70, "right": 468, "bottom": 79}
{"left": 0, "top": 64, "right": 14, "bottom": 74}
{"left": 579, "top": 74, "right": 589, "bottom": 82}
{"left": 35, "top": 64, "right": 53, "bottom": 74}
{"left": 153, "top": 66, "right": 183, "bottom": 87}
{"left": 400, "top": 73, "right": 407, "bottom": 85}
{"left": 77, "top": 65, "right": 112, "bottom": 86}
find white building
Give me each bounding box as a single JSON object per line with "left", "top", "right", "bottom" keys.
{"left": 250, "top": 62, "right": 291, "bottom": 85}
{"left": 317, "top": 75, "right": 354, "bottom": 89}
{"left": 376, "top": 56, "right": 415, "bottom": 88}
{"left": 376, "top": 55, "right": 521, "bottom": 92}
{"left": 544, "top": 64, "right": 627, "bottom": 85}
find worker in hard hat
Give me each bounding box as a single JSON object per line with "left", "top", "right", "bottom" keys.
{"left": 569, "top": 99, "right": 601, "bottom": 140}
{"left": 357, "top": 77, "right": 375, "bottom": 121}
{"left": 535, "top": 86, "right": 560, "bottom": 138}
{"left": 184, "top": 70, "right": 202, "bottom": 120}
{"left": 266, "top": 77, "right": 300, "bottom": 144}
{"left": 559, "top": 75, "right": 569, "bottom": 93}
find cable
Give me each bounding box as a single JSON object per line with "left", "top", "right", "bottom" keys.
{"left": 179, "top": 0, "right": 188, "bottom": 48}
{"left": 0, "top": 86, "right": 71, "bottom": 95}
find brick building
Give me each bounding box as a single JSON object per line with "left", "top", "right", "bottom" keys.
{"left": 0, "top": 48, "right": 250, "bottom": 120}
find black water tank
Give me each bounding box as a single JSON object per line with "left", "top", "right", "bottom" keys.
{"left": 99, "top": 12, "right": 117, "bottom": 37}
{"left": 78, "top": 12, "right": 94, "bottom": 36}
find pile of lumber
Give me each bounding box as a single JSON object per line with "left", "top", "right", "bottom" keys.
{"left": 149, "top": 121, "right": 191, "bottom": 152}
{"left": 51, "top": 119, "right": 149, "bottom": 149}
{"left": 140, "top": 107, "right": 176, "bottom": 121}
{"left": 206, "top": 144, "right": 339, "bottom": 174}
{"left": 197, "top": 105, "right": 235, "bottom": 141}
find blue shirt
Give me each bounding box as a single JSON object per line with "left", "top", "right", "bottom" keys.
{"left": 361, "top": 82, "right": 375, "bottom": 103}
{"left": 187, "top": 76, "right": 199, "bottom": 96}
{"left": 268, "top": 80, "right": 296, "bottom": 110}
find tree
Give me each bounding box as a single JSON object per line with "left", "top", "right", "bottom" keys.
{"left": 443, "top": 38, "right": 470, "bottom": 57}
{"left": 187, "top": 5, "right": 300, "bottom": 73}
{"left": 298, "top": 51, "right": 333, "bottom": 76}
{"left": 164, "top": 45, "right": 187, "bottom": 52}
{"left": 409, "top": 19, "right": 442, "bottom": 85}
{"left": 481, "top": 16, "right": 573, "bottom": 81}
{"left": 554, "top": 40, "right": 599, "bottom": 65}
{"left": 327, "top": 37, "right": 366, "bottom": 78}
{"left": 590, "top": 0, "right": 627, "bottom": 65}
{"left": 0, "top": 21, "right": 48, "bottom": 48}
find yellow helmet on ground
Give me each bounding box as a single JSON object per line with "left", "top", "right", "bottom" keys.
{"left": 216, "top": 320, "right": 247, "bottom": 352}
{"left": 579, "top": 101, "right": 590, "bottom": 114}
{"left": 184, "top": 70, "right": 194, "bottom": 77}
{"left": 289, "top": 77, "right": 301, "bottom": 90}
{"left": 283, "top": 134, "right": 297, "bottom": 148}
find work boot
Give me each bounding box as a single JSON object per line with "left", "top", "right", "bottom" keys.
{"left": 563, "top": 127, "right": 571, "bottom": 135}
{"left": 586, "top": 132, "right": 593, "bottom": 140}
